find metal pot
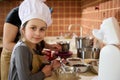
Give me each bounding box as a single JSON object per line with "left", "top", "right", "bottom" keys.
{"left": 77, "top": 48, "right": 100, "bottom": 59}
{"left": 75, "top": 37, "right": 93, "bottom": 49}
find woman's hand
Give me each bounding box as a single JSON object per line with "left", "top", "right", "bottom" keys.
{"left": 45, "top": 43, "right": 62, "bottom": 51}
{"left": 50, "top": 44, "right": 62, "bottom": 51}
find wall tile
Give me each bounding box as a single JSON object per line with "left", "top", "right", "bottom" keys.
{"left": 0, "top": 0, "right": 120, "bottom": 37}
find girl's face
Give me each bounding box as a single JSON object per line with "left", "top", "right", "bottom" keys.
{"left": 22, "top": 19, "right": 47, "bottom": 45}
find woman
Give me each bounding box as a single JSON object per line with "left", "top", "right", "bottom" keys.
{"left": 1, "top": 6, "right": 21, "bottom": 80}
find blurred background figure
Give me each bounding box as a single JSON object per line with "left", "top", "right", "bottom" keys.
{"left": 92, "top": 17, "right": 120, "bottom": 80}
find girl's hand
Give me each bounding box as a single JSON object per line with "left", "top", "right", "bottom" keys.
{"left": 42, "top": 64, "right": 52, "bottom": 77}
{"left": 51, "top": 60, "right": 61, "bottom": 69}
{"left": 42, "top": 49, "right": 53, "bottom": 61}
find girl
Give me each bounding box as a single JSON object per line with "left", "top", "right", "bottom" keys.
{"left": 8, "top": 0, "right": 61, "bottom": 80}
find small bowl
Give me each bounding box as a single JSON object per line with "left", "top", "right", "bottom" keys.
{"left": 73, "top": 63, "right": 90, "bottom": 73}
{"left": 67, "top": 57, "right": 82, "bottom": 66}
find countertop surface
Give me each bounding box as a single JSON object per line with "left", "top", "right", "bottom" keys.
{"left": 45, "top": 70, "right": 97, "bottom": 80}
{"left": 79, "top": 71, "right": 97, "bottom": 80}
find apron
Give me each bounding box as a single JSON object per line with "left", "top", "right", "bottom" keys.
{"left": 31, "top": 52, "right": 42, "bottom": 74}
{"left": 1, "top": 48, "right": 12, "bottom": 80}
{"left": 0, "top": 45, "right": 45, "bottom": 80}
{"left": 31, "top": 50, "right": 57, "bottom": 80}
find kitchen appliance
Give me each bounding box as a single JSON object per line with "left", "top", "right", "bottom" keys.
{"left": 75, "top": 37, "right": 100, "bottom": 59}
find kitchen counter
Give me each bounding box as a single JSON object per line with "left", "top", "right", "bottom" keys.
{"left": 79, "top": 71, "right": 97, "bottom": 80}
{"left": 45, "top": 70, "right": 97, "bottom": 80}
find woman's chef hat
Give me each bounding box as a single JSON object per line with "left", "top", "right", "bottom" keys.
{"left": 19, "top": 0, "right": 52, "bottom": 28}
{"left": 92, "top": 17, "right": 120, "bottom": 45}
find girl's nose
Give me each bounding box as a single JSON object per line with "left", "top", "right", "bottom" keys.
{"left": 35, "top": 30, "right": 41, "bottom": 36}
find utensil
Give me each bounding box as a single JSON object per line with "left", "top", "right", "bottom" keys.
{"left": 57, "top": 56, "right": 66, "bottom": 72}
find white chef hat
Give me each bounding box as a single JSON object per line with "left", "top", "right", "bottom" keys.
{"left": 19, "top": 0, "right": 52, "bottom": 28}
{"left": 92, "top": 17, "right": 120, "bottom": 45}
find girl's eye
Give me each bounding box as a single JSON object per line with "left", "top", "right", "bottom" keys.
{"left": 30, "top": 25, "right": 47, "bottom": 32}
{"left": 31, "top": 27, "right": 37, "bottom": 31}
{"left": 40, "top": 27, "right": 47, "bottom": 32}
